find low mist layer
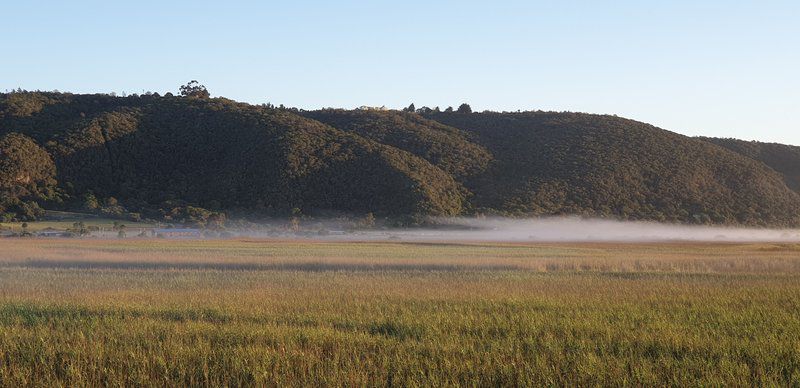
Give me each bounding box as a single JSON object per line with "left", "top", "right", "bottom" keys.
{"left": 360, "top": 217, "right": 800, "bottom": 243}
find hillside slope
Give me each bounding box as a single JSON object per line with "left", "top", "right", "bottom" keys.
{"left": 0, "top": 132, "right": 58, "bottom": 220}
{"left": 2, "top": 91, "right": 799, "bottom": 226}
{"left": 302, "top": 109, "right": 491, "bottom": 179}
{"left": 700, "top": 137, "right": 800, "bottom": 192}
{"left": 424, "top": 111, "right": 800, "bottom": 226}
{"left": 0, "top": 93, "right": 464, "bottom": 221}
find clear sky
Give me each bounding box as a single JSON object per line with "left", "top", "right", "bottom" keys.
{"left": 3, "top": 1, "right": 799, "bottom": 144}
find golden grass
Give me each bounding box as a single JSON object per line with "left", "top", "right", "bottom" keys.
{"left": 3, "top": 238, "right": 800, "bottom": 274}
{"left": 1, "top": 239, "right": 799, "bottom": 386}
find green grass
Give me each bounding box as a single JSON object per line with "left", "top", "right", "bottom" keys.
{"left": 0, "top": 239, "right": 799, "bottom": 386}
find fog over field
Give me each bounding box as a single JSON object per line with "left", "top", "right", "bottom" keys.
{"left": 341, "top": 217, "right": 800, "bottom": 243}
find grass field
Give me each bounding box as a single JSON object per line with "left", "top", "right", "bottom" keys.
{"left": 1, "top": 239, "right": 799, "bottom": 386}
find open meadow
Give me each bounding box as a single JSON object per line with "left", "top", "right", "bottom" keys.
{"left": 1, "top": 238, "right": 799, "bottom": 386}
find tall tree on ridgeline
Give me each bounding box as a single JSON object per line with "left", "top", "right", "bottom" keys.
{"left": 179, "top": 80, "right": 210, "bottom": 99}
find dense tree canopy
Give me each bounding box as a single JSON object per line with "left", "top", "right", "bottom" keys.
{"left": 424, "top": 111, "right": 800, "bottom": 226}
{"left": 302, "top": 109, "right": 491, "bottom": 179}
{"left": 1, "top": 90, "right": 799, "bottom": 226}
{"left": 700, "top": 137, "right": 800, "bottom": 192}
{"left": 0, "top": 92, "right": 463, "bottom": 222}
{"left": 0, "top": 132, "right": 57, "bottom": 220}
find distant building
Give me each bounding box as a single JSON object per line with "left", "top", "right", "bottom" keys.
{"left": 154, "top": 228, "right": 202, "bottom": 238}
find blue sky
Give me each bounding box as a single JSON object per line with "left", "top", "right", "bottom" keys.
{"left": 4, "top": 1, "right": 799, "bottom": 144}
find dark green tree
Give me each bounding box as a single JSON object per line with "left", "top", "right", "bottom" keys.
{"left": 179, "top": 80, "right": 210, "bottom": 99}
{"left": 457, "top": 103, "right": 472, "bottom": 114}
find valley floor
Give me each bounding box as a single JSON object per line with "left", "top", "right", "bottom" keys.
{"left": 0, "top": 239, "right": 799, "bottom": 386}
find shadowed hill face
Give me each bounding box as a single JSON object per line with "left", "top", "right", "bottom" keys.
{"left": 302, "top": 109, "right": 492, "bottom": 179}
{"left": 699, "top": 137, "right": 800, "bottom": 193}
{"left": 0, "top": 93, "right": 464, "bottom": 219}
{"left": 277, "top": 114, "right": 465, "bottom": 216}
{"left": 425, "top": 111, "right": 800, "bottom": 226}
{"left": 2, "top": 91, "right": 800, "bottom": 226}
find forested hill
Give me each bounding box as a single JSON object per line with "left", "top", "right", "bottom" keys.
{"left": 1, "top": 90, "right": 799, "bottom": 227}
{"left": 698, "top": 137, "right": 800, "bottom": 192}
{"left": 423, "top": 111, "right": 800, "bottom": 226}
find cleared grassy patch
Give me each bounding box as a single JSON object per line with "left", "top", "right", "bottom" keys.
{"left": 0, "top": 212, "right": 155, "bottom": 233}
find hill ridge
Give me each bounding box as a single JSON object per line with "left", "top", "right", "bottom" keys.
{"left": 2, "top": 91, "right": 799, "bottom": 226}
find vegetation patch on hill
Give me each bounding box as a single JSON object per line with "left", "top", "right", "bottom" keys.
{"left": 2, "top": 89, "right": 799, "bottom": 226}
